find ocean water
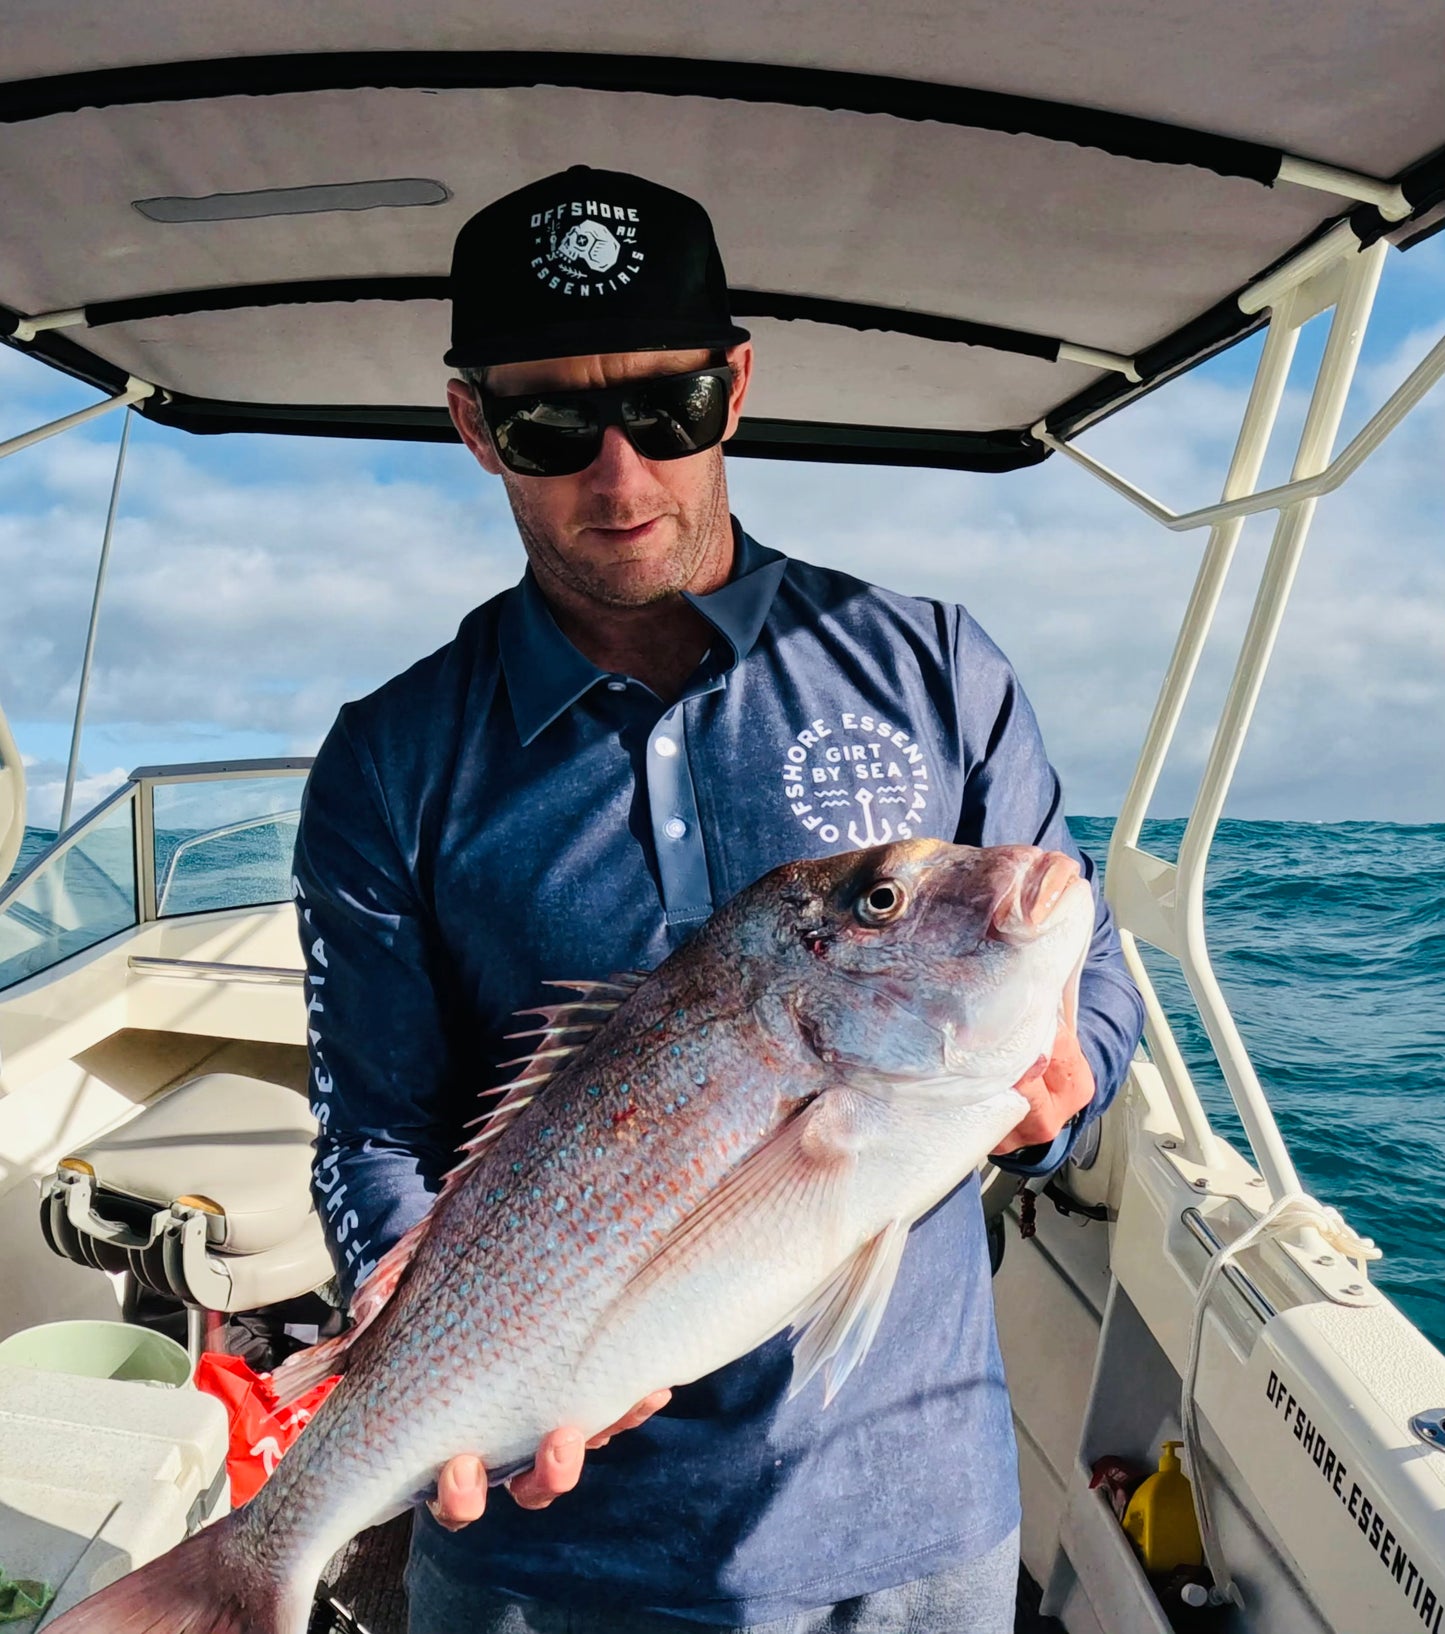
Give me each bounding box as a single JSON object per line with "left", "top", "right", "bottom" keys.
{"left": 1072, "top": 817, "right": 1445, "bottom": 1351}
{"left": 6, "top": 817, "right": 1442, "bottom": 1348}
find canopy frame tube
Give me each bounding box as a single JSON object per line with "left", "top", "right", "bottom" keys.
{"left": 0, "top": 375, "right": 153, "bottom": 463}
{"left": 1060, "top": 235, "right": 1397, "bottom": 1224}
{"left": 59, "top": 405, "right": 133, "bottom": 833}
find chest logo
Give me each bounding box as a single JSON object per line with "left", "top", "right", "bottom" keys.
{"left": 781, "top": 711, "right": 932, "bottom": 849}
{"left": 531, "top": 196, "right": 645, "bottom": 297}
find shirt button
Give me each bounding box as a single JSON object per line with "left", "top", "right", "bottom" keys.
{"left": 654, "top": 735, "right": 678, "bottom": 758}
{"left": 664, "top": 818, "right": 687, "bottom": 840}
{"left": 605, "top": 679, "right": 626, "bottom": 693}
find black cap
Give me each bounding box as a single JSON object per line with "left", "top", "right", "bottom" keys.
{"left": 445, "top": 165, "right": 750, "bottom": 370}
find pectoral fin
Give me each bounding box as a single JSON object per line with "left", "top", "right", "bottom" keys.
{"left": 786, "top": 1216, "right": 908, "bottom": 1406}
{"left": 623, "top": 1092, "right": 858, "bottom": 1298}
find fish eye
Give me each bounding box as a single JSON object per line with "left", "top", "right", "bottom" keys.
{"left": 856, "top": 879, "right": 908, "bottom": 926}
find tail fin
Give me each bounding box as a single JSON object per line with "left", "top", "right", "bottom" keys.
{"left": 44, "top": 1510, "right": 312, "bottom": 1634}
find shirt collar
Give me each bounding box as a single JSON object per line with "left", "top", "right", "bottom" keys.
{"left": 683, "top": 525, "right": 788, "bottom": 668}
{"left": 498, "top": 569, "right": 607, "bottom": 747}
{"left": 498, "top": 521, "right": 788, "bottom": 747}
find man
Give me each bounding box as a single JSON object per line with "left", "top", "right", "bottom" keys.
{"left": 293, "top": 165, "right": 1144, "bottom": 1634}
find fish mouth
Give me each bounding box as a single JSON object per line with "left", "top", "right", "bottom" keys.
{"left": 991, "top": 851, "right": 1082, "bottom": 939}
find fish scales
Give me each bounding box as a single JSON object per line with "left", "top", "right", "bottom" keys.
{"left": 240, "top": 951, "right": 806, "bottom": 1587}
{"left": 45, "top": 838, "right": 1096, "bottom": 1634}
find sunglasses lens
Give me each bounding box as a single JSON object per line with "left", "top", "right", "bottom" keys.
{"left": 623, "top": 372, "right": 731, "bottom": 461}
{"left": 482, "top": 369, "right": 732, "bottom": 476}
{"left": 490, "top": 398, "right": 601, "bottom": 476}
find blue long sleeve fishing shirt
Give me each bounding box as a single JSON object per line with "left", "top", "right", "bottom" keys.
{"left": 292, "top": 523, "right": 1144, "bottom": 1624}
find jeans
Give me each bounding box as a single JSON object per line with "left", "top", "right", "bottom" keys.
{"left": 405, "top": 1527, "right": 1020, "bottom": 1634}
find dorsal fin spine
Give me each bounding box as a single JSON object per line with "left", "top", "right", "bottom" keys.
{"left": 273, "top": 974, "right": 646, "bottom": 1406}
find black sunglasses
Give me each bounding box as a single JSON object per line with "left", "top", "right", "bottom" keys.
{"left": 476, "top": 365, "right": 735, "bottom": 478}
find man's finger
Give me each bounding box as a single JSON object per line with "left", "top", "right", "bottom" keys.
{"left": 508, "top": 1428, "right": 585, "bottom": 1510}
{"left": 585, "top": 1388, "right": 672, "bottom": 1450}
{"left": 428, "top": 1454, "right": 487, "bottom": 1531}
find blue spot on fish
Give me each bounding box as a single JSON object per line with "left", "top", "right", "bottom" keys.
{"left": 671, "top": 1045, "right": 682, "bottom": 1057}
{"left": 587, "top": 1085, "right": 601, "bottom": 1096}
{"left": 694, "top": 1071, "right": 707, "bottom": 1085}
{"left": 541, "top": 1127, "right": 554, "bottom": 1139}
{"left": 676, "top": 1092, "right": 688, "bottom": 1105}
{"left": 511, "top": 1161, "right": 523, "bottom": 1173}
{"left": 530, "top": 1186, "right": 543, "bottom": 1200}
{"left": 594, "top": 1146, "right": 605, "bottom": 1158}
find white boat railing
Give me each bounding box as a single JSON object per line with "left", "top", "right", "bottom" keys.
{"left": 1053, "top": 233, "right": 1431, "bottom": 1241}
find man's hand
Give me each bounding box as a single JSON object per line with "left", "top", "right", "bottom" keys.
{"left": 426, "top": 1389, "right": 672, "bottom": 1530}
{"left": 991, "top": 1024, "right": 1094, "bottom": 1155}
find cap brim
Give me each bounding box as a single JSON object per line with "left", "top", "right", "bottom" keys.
{"left": 445, "top": 317, "right": 750, "bottom": 369}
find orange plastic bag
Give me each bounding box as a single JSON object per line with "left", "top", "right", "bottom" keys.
{"left": 194, "top": 1351, "right": 341, "bottom": 1505}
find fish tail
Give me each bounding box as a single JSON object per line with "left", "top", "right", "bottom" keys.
{"left": 44, "top": 1508, "right": 314, "bottom": 1634}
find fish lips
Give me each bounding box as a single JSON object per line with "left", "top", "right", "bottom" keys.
{"left": 989, "top": 850, "right": 1083, "bottom": 939}
{"left": 933, "top": 861, "right": 1094, "bottom": 1079}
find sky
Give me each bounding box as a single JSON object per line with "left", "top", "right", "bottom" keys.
{"left": 2, "top": 241, "right": 1444, "bottom": 830}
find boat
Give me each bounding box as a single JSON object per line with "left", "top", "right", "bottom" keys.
{"left": 3, "top": 6, "right": 1444, "bottom": 1630}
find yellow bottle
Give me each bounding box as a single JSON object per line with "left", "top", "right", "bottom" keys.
{"left": 1122, "top": 1440, "right": 1203, "bottom": 1573}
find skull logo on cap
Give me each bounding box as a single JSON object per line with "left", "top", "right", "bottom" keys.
{"left": 557, "top": 219, "right": 622, "bottom": 274}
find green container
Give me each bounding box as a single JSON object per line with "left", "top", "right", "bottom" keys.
{"left": 0, "top": 1320, "right": 192, "bottom": 1387}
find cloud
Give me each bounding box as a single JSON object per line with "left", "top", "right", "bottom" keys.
{"left": 731, "top": 327, "right": 1445, "bottom": 820}
{"left": 19, "top": 754, "right": 129, "bottom": 832}
{"left": 2, "top": 274, "right": 1443, "bottom": 822}
{"left": 1, "top": 385, "right": 523, "bottom": 747}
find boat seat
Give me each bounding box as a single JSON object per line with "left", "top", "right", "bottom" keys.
{"left": 38, "top": 1072, "right": 334, "bottom": 1316}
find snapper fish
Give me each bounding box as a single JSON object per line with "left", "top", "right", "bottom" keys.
{"left": 49, "top": 838, "right": 1094, "bottom": 1634}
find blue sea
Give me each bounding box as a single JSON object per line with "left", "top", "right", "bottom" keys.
{"left": 6, "top": 817, "right": 1442, "bottom": 1348}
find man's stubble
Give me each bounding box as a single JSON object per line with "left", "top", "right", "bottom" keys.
{"left": 505, "top": 448, "right": 731, "bottom": 611}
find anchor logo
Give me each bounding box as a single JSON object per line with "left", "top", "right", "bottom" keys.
{"left": 780, "top": 707, "right": 931, "bottom": 852}
{"left": 846, "top": 786, "right": 893, "bottom": 848}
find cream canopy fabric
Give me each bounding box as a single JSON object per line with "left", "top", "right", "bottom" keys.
{"left": 3, "top": 2, "right": 1444, "bottom": 468}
